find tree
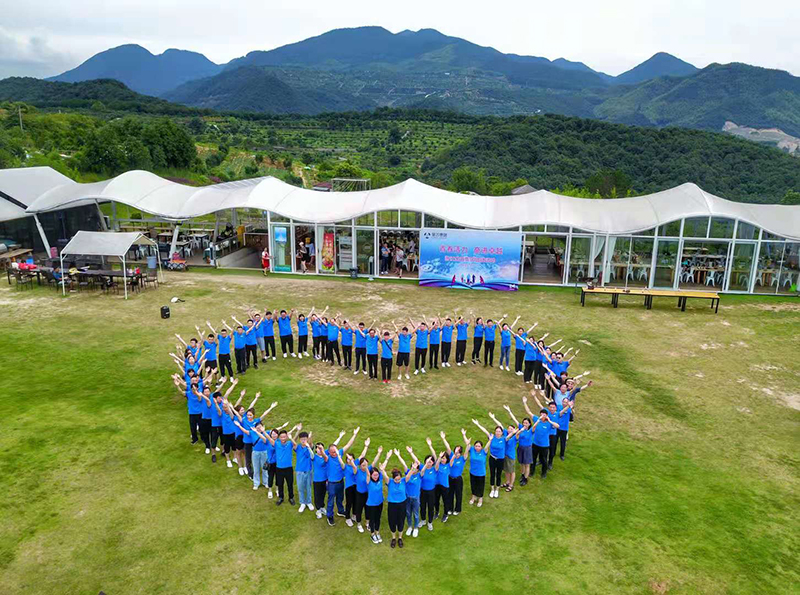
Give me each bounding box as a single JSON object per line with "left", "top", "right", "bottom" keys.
{"left": 585, "top": 169, "right": 633, "bottom": 198}
{"left": 387, "top": 125, "right": 402, "bottom": 145}
{"left": 449, "top": 166, "right": 487, "bottom": 194}
{"left": 387, "top": 154, "right": 401, "bottom": 167}
{"left": 187, "top": 117, "right": 205, "bottom": 135}
{"left": 333, "top": 161, "right": 363, "bottom": 179}
{"left": 781, "top": 190, "right": 800, "bottom": 205}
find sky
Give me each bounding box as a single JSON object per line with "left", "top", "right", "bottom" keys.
{"left": 2, "top": 0, "right": 799, "bottom": 79}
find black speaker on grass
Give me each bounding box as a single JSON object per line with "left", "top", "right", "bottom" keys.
{"left": 161, "top": 306, "right": 170, "bottom": 319}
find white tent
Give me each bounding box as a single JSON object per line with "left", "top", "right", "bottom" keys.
{"left": 59, "top": 231, "right": 161, "bottom": 299}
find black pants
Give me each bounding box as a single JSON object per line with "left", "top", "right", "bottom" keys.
{"left": 534, "top": 361, "right": 544, "bottom": 386}
{"left": 298, "top": 335, "right": 308, "bottom": 353}
{"left": 381, "top": 357, "right": 392, "bottom": 380}
{"left": 388, "top": 501, "right": 406, "bottom": 532}
{"left": 534, "top": 445, "right": 549, "bottom": 476}
{"left": 235, "top": 348, "right": 246, "bottom": 373}
{"left": 455, "top": 340, "right": 467, "bottom": 364}
{"left": 355, "top": 490, "right": 367, "bottom": 522}
{"left": 368, "top": 354, "right": 378, "bottom": 378}
{"left": 366, "top": 502, "right": 383, "bottom": 533}
{"left": 188, "top": 413, "right": 201, "bottom": 442}
{"left": 245, "top": 344, "right": 257, "bottom": 367}
{"left": 469, "top": 473, "right": 486, "bottom": 498}
{"left": 557, "top": 429, "right": 568, "bottom": 458}
{"left": 355, "top": 347, "right": 366, "bottom": 371}
{"left": 245, "top": 443, "right": 254, "bottom": 478}
{"left": 218, "top": 353, "right": 233, "bottom": 377}
{"left": 483, "top": 340, "right": 495, "bottom": 366}
{"left": 280, "top": 335, "right": 293, "bottom": 355}
{"left": 313, "top": 336, "right": 321, "bottom": 357}
{"left": 548, "top": 434, "right": 558, "bottom": 467}
{"left": 435, "top": 484, "right": 453, "bottom": 516}
{"left": 345, "top": 485, "right": 357, "bottom": 518}
{"left": 489, "top": 455, "right": 504, "bottom": 486}
{"left": 471, "top": 337, "right": 483, "bottom": 362}
{"left": 320, "top": 339, "right": 328, "bottom": 361}
{"left": 313, "top": 481, "right": 327, "bottom": 510}
{"left": 415, "top": 347, "right": 427, "bottom": 370}
{"left": 429, "top": 344, "right": 439, "bottom": 368}
{"left": 268, "top": 462, "right": 277, "bottom": 488}
{"left": 210, "top": 425, "right": 221, "bottom": 449}
{"left": 328, "top": 341, "right": 341, "bottom": 366}
{"left": 515, "top": 350, "right": 524, "bottom": 373}
{"left": 199, "top": 418, "right": 212, "bottom": 449}
{"left": 264, "top": 336, "right": 276, "bottom": 358}
{"left": 420, "top": 489, "right": 435, "bottom": 524}
{"left": 524, "top": 360, "right": 535, "bottom": 382}
{"left": 449, "top": 475, "right": 463, "bottom": 513}
{"left": 441, "top": 341, "right": 451, "bottom": 364}
{"left": 276, "top": 466, "right": 294, "bottom": 499}
{"left": 343, "top": 345, "right": 352, "bottom": 368}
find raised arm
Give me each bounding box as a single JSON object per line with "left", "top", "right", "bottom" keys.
{"left": 522, "top": 393, "right": 535, "bottom": 418}
{"left": 439, "top": 431, "right": 452, "bottom": 455}
{"left": 488, "top": 411, "right": 503, "bottom": 428}
{"left": 393, "top": 449, "right": 409, "bottom": 471}
{"left": 471, "top": 419, "right": 491, "bottom": 439}
{"left": 372, "top": 445, "right": 385, "bottom": 467}
{"left": 568, "top": 349, "right": 581, "bottom": 363}
{"left": 357, "top": 437, "right": 371, "bottom": 461}
{"left": 340, "top": 427, "right": 361, "bottom": 452}
{"left": 404, "top": 445, "right": 419, "bottom": 466}
{"left": 258, "top": 400, "right": 278, "bottom": 420}
{"left": 332, "top": 429, "right": 347, "bottom": 447}
{"left": 503, "top": 404, "right": 520, "bottom": 426}
{"left": 175, "top": 333, "right": 187, "bottom": 347}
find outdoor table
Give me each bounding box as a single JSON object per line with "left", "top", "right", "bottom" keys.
{"left": 0, "top": 248, "right": 33, "bottom": 268}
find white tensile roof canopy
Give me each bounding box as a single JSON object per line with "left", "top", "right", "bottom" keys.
{"left": 61, "top": 230, "right": 156, "bottom": 257}
{"left": 12, "top": 167, "right": 800, "bottom": 240}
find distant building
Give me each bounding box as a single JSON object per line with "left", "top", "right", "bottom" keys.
{"left": 312, "top": 182, "right": 332, "bottom": 192}
{"left": 512, "top": 184, "right": 539, "bottom": 195}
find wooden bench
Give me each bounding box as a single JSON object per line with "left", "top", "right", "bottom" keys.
{"left": 581, "top": 286, "right": 720, "bottom": 313}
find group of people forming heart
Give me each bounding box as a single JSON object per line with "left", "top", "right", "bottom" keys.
{"left": 171, "top": 305, "right": 594, "bottom": 548}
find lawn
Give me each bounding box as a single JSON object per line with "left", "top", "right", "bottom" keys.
{"left": 1, "top": 272, "right": 798, "bottom": 594}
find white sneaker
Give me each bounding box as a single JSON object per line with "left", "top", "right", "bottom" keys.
{"left": 357, "top": 524, "right": 364, "bottom": 533}
{"left": 283, "top": 353, "right": 287, "bottom": 358}
{"left": 238, "top": 467, "right": 244, "bottom": 475}
{"left": 346, "top": 518, "right": 354, "bottom": 527}
{"left": 457, "top": 362, "right": 462, "bottom": 366}
{"left": 272, "top": 357, "right": 276, "bottom": 361}
{"left": 226, "top": 460, "right": 233, "bottom": 468}
{"left": 291, "top": 353, "right": 297, "bottom": 358}
{"left": 298, "top": 504, "right": 306, "bottom": 513}
{"left": 308, "top": 504, "right": 315, "bottom": 511}
{"left": 253, "top": 485, "right": 259, "bottom": 490}
{"left": 414, "top": 370, "right": 419, "bottom": 375}
{"left": 398, "top": 375, "right": 402, "bottom": 380}
{"left": 268, "top": 490, "right": 273, "bottom": 499}
{"left": 413, "top": 527, "right": 419, "bottom": 537}
{"left": 377, "top": 534, "right": 383, "bottom": 543}
{"left": 354, "top": 370, "right": 359, "bottom": 375}
{"left": 405, "top": 527, "right": 413, "bottom": 536}
{"left": 427, "top": 522, "right": 433, "bottom": 531}
{"left": 316, "top": 510, "right": 322, "bottom": 519}
{"left": 363, "top": 370, "right": 367, "bottom": 375}
{"left": 405, "top": 373, "right": 410, "bottom": 379}
{"left": 477, "top": 500, "right": 483, "bottom": 507}
{"left": 205, "top": 448, "right": 210, "bottom": 454}
{"left": 215, "top": 447, "right": 221, "bottom": 452}
{"left": 453, "top": 511, "right": 459, "bottom": 516}
{"left": 421, "top": 368, "right": 426, "bottom": 374}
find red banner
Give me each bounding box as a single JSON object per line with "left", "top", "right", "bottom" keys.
{"left": 321, "top": 232, "right": 335, "bottom": 272}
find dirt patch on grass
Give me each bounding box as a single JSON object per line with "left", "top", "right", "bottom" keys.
{"left": 650, "top": 580, "right": 670, "bottom": 594}
{"left": 750, "top": 302, "right": 800, "bottom": 312}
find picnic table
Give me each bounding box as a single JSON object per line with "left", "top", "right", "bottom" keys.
{"left": 6, "top": 265, "right": 54, "bottom": 285}
{"left": 0, "top": 248, "right": 33, "bottom": 268}
{"left": 581, "top": 286, "right": 720, "bottom": 313}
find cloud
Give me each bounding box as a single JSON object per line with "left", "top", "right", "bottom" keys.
{"left": 0, "top": 26, "right": 76, "bottom": 78}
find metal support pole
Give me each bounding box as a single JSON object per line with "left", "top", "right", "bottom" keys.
{"left": 169, "top": 224, "right": 181, "bottom": 259}
{"left": 33, "top": 214, "right": 52, "bottom": 255}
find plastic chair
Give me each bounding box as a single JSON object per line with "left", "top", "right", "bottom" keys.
{"left": 783, "top": 273, "right": 794, "bottom": 289}
{"left": 754, "top": 270, "right": 764, "bottom": 286}
{"left": 705, "top": 271, "right": 716, "bottom": 286}
{"left": 683, "top": 267, "right": 695, "bottom": 284}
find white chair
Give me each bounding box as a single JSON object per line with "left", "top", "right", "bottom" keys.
{"left": 705, "top": 271, "right": 716, "bottom": 286}
{"left": 754, "top": 270, "right": 764, "bottom": 286}
{"left": 367, "top": 255, "right": 374, "bottom": 276}
{"left": 683, "top": 267, "right": 695, "bottom": 284}
{"left": 626, "top": 267, "right": 634, "bottom": 281}
{"left": 783, "top": 273, "right": 794, "bottom": 289}
{"left": 738, "top": 273, "right": 749, "bottom": 289}
{"left": 637, "top": 266, "right": 649, "bottom": 281}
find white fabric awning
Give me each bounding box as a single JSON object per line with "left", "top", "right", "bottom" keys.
{"left": 61, "top": 231, "right": 156, "bottom": 257}
{"left": 0, "top": 166, "right": 74, "bottom": 222}
{"left": 13, "top": 167, "right": 800, "bottom": 240}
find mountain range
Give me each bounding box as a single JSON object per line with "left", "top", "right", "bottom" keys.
{"left": 23, "top": 26, "right": 800, "bottom": 137}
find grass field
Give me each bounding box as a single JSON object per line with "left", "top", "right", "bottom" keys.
{"left": 2, "top": 272, "right": 799, "bottom": 594}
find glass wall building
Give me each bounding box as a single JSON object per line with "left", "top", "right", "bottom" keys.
{"left": 19, "top": 169, "right": 800, "bottom": 294}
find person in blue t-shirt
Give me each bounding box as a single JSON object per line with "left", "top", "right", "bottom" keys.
{"left": 534, "top": 339, "right": 553, "bottom": 386}
{"left": 379, "top": 330, "right": 395, "bottom": 383}
{"left": 277, "top": 309, "right": 296, "bottom": 358}
{"left": 515, "top": 327, "right": 541, "bottom": 384}
{"left": 474, "top": 416, "right": 519, "bottom": 499}
{"left": 439, "top": 432, "right": 465, "bottom": 516}
{"left": 211, "top": 324, "right": 234, "bottom": 378}
{"left": 347, "top": 445, "right": 384, "bottom": 532}
{"left": 295, "top": 431, "right": 315, "bottom": 512}
{"left": 326, "top": 315, "right": 342, "bottom": 366}
{"left": 342, "top": 440, "right": 371, "bottom": 527}
{"left": 428, "top": 318, "right": 441, "bottom": 370}
{"left": 365, "top": 327, "right": 380, "bottom": 380}
{"left": 318, "top": 317, "right": 329, "bottom": 363}
{"left": 482, "top": 316, "right": 504, "bottom": 368}
{"left": 394, "top": 449, "right": 421, "bottom": 538}
{"left": 417, "top": 452, "right": 439, "bottom": 531}
{"left": 311, "top": 442, "right": 328, "bottom": 517}
{"left": 384, "top": 459, "right": 415, "bottom": 548}
{"left": 498, "top": 317, "right": 520, "bottom": 372}
{"left": 296, "top": 310, "right": 312, "bottom": 358}
{"left": 365, "top": 466, "right": 387, "bottom": 544}
{"left": 311, "top": 314, "right": 322, "bottom": 359}
{"left": 427, "top": 441, "right": 451, "bottom": 522}
{"left": 260, "top": 424, "right": 302, "bottom": 505}
{"left": 392, "top": 323, "right": 412, "bottom": 380}
{"left": 531, "top": 408, "right": 559, "bottom": 478}
{"left": 506, "top": 399, "right": 534, "bottom": 485}
{"left": 244, "top": 318, "right": 260, "bottom": 370}
{"left": 249, "top": 312, "right": 266, "bottom": 363}
{"left": 322, "top": 428, "right": 361, "bottom": 525}
{"left": 471, "top": 317, "right": 485, "bottom": 364}
{"left": 261, "top": 311, "right": 277, "bottom": 360}
{"left": 340, "top": 320, "right": 354, "bottom": 370}
{"left": 353, "top": 321, "right": 370, "bottom": 375}
{"left": 461, "top": 428, "right": 487, "bottom": 506}
{"left": 440, "top": 317, "right": 454, "bottom": 367}
{"left": 556, "top": 395, "right": 573, "bottom": 461}
{"left": 199, "top": 330, "right": 218, "bottom": 374}
{"left": 455, "top": 316, "right": 469, "bottom": 365}
{"left": 514, "top": 326, "right": 528, "bottom": 376}
{"left": 409, "top": 318, "right": 429, "bottom": 375}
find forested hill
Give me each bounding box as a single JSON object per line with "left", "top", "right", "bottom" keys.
{"left": 422, "top": 114, "right": 800, "bottom": 203}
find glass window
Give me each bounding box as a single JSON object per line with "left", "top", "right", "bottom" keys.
{"left": 335, "top": 219, "right": 353, "bottom": 226}
{"left": 447, "top": 222, "right": 465, "bottom": 229}
{"left": 270, "top": 212, "right": 289, "bottom": 223}
{"left": 424, "top": 214, "right": 445, "bottom": 228}
{"left": 709, "top": 218, "right": 735, "bottom": 239}
{"left": 522, "top": 225, "right": 545, "bottom": 232}
{"left": 546, "top": 225, "right": 569, "bottom": 233}
{"left": 294, "top": 225, "right": 316, "bottom": 273}
{"left": 604, "top": 236, "right": 631, "bottom": 288}
{"left": 658, "top": 221, "right": 681, "bottom": 237}
{"left": 572, "top": 228, "right": 592, "bottom": 234}
{"left": 336, "top": 227, "right": 353, "bottom": 273}
{"left": 631, "top": 238, "right": 655, "bottom": 286}
{"left": 523, "top": 235, "right": 566, "bottom": 284}
{"left": 356, "top": 229, "right": 375, "bottom": 275}
{"left": 355, "top": 213, "right": 375, "bottom": 226}
{"left": 271, "top": 225, "right": 291, "bottom": 271}
{"left": 736, "top": 221, "right": 759, "bottom": 240}
{"left": 778, "top": 243, "right": 799, "bottom": 294}
{"left": 654, "top": 239, "right": 679, "bottom": 287}
{"left": 377, "top": 210, "right": 398, "bottom": 227}
{"left": 399, "top": 210, "right": 422, "bottom": 229}
{"left": 761, "top": 231, "right": 786, "bottom": 241}
{"left": 754, "top": 242, "right": 785, "bottom": 294}
{"left": 634, "top": 228, "right": 655, "bottom": 236}
{"left": 317, "top": 226, "right": 336, "bottom": 273}
{"left": 567, "top": 237, "right": 591, "bottom": 283}
{"left": 679, "top": 241, "right": 729, "bottom": 289}
{"left": 498, "top": 226, "right": 520, "bottom": 232}
{"left": 729, "top": 243, "right": 755, "bottom": 291}
{"left": 683, "top": 217, "right": 709, "bottom": 238}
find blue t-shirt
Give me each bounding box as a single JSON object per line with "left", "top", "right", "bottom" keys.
{"left": 295, "top": 444, "right": 312, "bottom": 472}
{"left": 533, "top": 420, "right": 553, "bottom": 447}
{"left": 387, "top": 478, "right": 407, "bottom": 503}
{"left": 200, "top": 394, "right": 213, "bottom": 420}
{"left": 277, "top": 316, "right": 292, "bottom": 336}
{"left": 254, "top": 320, "right": 265, "bottom": 338}
{"left": 297, "top": 319, "right": 308, "bottom": 336}
{"left": 405, "top": 473, "right": 421, "bottom": 498}
{"left": 210, "top": 400, "right": 222, "bottom": 427}
{"left": 341, "top": 328, "right": 354, "bottom": 347}
{"left": 345, "top": 465, "right": 357, "bottom": 488}
{"left": 515, "top": 332, "right": 527, "bottom": 350}
{"left": 474, "top": 324, "right": 484, "bottom": 339}
{"left": 456, "top": 322, "right": 468, "bottom": 340}
{"left": 366, "top": 480, "right": 385, "bottom": 506}
{"left": 430, "top": 328, "right": 441, "bottom": 345}
{"left": 558, "top": 406, "right": 572, "bottom": 432}
{"left": 518, "top": 424, "right": 533, "bottom": 447}
{"left": 366, "top": 335, "right": 379, "bottom": 356}
{"left": 275, "top": 440, "right": 294, "bottom": 469}
{"left": 252, "top": 433, "right": 268, "bottom": 452}
{"left": 505, "top": 434, "right": 518, "bottom": 459}
{"left": 441, "top": 325, "right": 454, "bottom": 343}
{"left": 355, "top": 329, "right": 367, "bottom": 348}
{"left": 469, "top": 447, "right": 487, "bottom": 477}
{"left": 186, "top": 387, "right": 202, "bottom": 414}
{"left": 312, "top": 320, "right": 321, "bottom": 338}
{"left": 381, "top": 338, "right": 393, "bottom": 359}
{"left": 524, "top": 341, "right": 537, "bottom": 361}
{"left": 234, "top": 331, "right": 246, "bottom": 349}
{"left": 501, "top": 329, "right": 512, "bottom": 348}
{"left": 420, "top": 467, "right": 437, "bottom": 490}
{"left": 221, "top": 410, "right": 235, "bottom": 434}
{"left": 326, "top": 450, "right": 345, "bottom": 482}
{"left": 262, "top": 319, "right": 275, "bottom": 337}
{"left": 241, "top": 417, "right": 261, "bottom": 445}
{"left": 449, "top": 455, "right": 466, "bottom": 477}
{"left": 203, "top": 340, "right": 217, "bottom": 361}
{"left": 436, "top": 463, "right": 450, "bottom": 488}
{"left": 489, "top": 433, "right": 506, "bottom": 458}
{"left": 484, "top": 324, "right": 497, "bottom": 341}
{"left": 233, "top": 416, "right": 243, "bottom": 437}
{"left": 265, "top": 440, "right": 276, "bottom": 464}
{"left": 312, "top": 453, "right": 327, "bottom": 482}
{"left": 415, "top": 329, "right": 429, "bottom": 349}
{"left": 356, "top": 466, "right": 372, "bottom": 493}
{"left": 327, "top": 324, "right": 339, "bottom": 342}
{"left": 398, "top": 334, "right": 411, "bottom": 353}
{"left": 245, "top": 326, "right": 257, "bottom": 346}
{"left": 548, "top": 411, "right": 559, "bottom": 435}
{"left": 218, "top": 334, "right": 232, "bottom": 355}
